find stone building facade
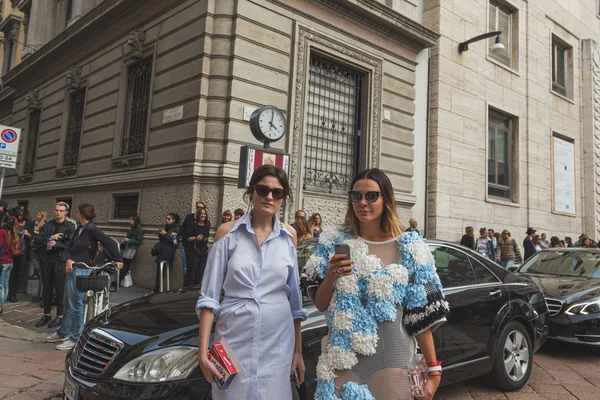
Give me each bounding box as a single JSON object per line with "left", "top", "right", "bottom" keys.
{"left": 423, "top": 0, "right": 600, "bottom": 243}
{"left": 0, "top": 0, "right": 436, "bottom": 288}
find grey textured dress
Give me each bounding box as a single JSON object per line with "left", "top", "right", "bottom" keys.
{"left": 333, "top": 238, "right": 414, "bottom": 399}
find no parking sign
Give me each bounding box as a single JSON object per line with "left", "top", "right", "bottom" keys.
{"left": 0, "top": 125, "right": 21, "bottom": 169}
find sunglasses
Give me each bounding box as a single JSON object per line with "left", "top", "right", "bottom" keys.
{"left": 348, "top": 191, "right": 381, "bottom": 203}
{"left": 166, "top": 217, "right": 173, "bottom": 221}
{"left": 254, "top": 185, "right": 288, "bottom": 200}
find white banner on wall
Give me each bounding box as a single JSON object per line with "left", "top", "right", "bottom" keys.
{"left": 552, "top": 135, "right": 576, "bottom": 215}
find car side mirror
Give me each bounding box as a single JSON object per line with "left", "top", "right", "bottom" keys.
{"left": 507, "top": 265, "right": 519, "bottom": 273}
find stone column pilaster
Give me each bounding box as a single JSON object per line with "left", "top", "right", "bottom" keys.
{"left": 581, "top": 39, "right": 600, "bottom": 240}
{"left": 23, "top": 0, "right": 58, "bottom": 56}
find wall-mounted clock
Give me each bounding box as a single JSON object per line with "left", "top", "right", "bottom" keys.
{"left": 249, "top": 105, "right": 286, "bottom": 146}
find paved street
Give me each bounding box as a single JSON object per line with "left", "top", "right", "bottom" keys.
{"left": 1, "top": 284, "right": 599, "bottom": 399}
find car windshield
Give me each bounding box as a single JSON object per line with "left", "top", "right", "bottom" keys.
{"left": 519, "top": 251, "right": 600, "bottom": 278}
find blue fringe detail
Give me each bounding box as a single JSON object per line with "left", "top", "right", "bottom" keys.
{"left": 330, "top": 330, "right": 353, "bottom": 351}
{"left": 315, "top": 379, "right": 340, "bottom": 400}
{"left": 341, "top": 382, "right": 375, "bottom": 400}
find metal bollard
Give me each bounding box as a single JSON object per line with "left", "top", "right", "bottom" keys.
{"left": 159, "top": 261, "right": 170, "bottom": 293}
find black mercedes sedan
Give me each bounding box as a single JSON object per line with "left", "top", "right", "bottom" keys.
{"left": 63, "top": 240, "right": 548, "bottom": 400}
{"left": 515, "top": 248, "right": 600, "bottom": 346}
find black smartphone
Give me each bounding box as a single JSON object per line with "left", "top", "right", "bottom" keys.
{"left": 334, "top": 244, "right": 351, "bottom": 259}
{"left": 291, "top": 369, "right": 300, "bottom": 388}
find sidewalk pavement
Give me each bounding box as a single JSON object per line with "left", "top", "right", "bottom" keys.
{"left": 0, "top": 338, "right": 65, "bottom": 400}
{"left": 0, "top": 280, "right": 148, "bottom": 399}
{"left": 0, "top": 279, "right": 147, "bottom": 343}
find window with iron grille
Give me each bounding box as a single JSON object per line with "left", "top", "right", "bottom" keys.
{"left": 24, "top": 109, "right": 41, "bottom": 175}
{"left": 113, "top": 194, "right": 139, "bottom": 220}
{"left": 488, "top": 1, "right": 512, "bottom": 67}
{"left": 488, "top": 110, "right": 515, "bottom": 200}
{"left": 121, "top": 58, "right": 153, "bottom": 156}
{"left": 303, "top": 54, "right": 364, "bottom": 194}
{"left": 64, "top": 87, "right": 86, "bottom": 167}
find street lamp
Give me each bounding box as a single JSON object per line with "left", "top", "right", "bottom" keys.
{"left": 458, "top": 31, "right": 505, "bottom": 53}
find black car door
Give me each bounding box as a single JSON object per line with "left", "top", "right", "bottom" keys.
{"left": 429, "top": 245, "right": 508, "bottom": 376}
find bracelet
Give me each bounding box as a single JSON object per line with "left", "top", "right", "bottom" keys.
{"left": 427, "top": 361, "right": 442, "bottom": 367}
{"left": 428, "top": 372, "right": 442, "bottom": 377}
{"left": 428, "top": 365, "right": 442, "bottom": 373}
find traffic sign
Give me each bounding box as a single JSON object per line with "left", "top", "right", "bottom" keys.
{"left": 0, "top": 125, "right": 21, "bottom": 169}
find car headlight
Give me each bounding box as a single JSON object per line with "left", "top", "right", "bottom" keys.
{"left": 565, "top": 300, "right": 600, "bottom": 316}
{"left": 114, "top": 346, "right": 198, "bottom": 383}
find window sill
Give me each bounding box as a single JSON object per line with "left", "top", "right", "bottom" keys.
{"left": 17, "top": 174, "right": 32, "bottom": 183}
{"left": 550, "top": 90, "right": 575, "bottom": 105}
{"left": 108, "top": 218, "right": 133, "bottom": 224}
{"left": 111, "top": 153, "right": 145, "bottom": 168}
{"left": 55, "top": 165, "right": 77, "bottom": 179}
{"left": 486, "top": 56, "right": 520, "bottom": 76}
{"left": 485, "top": 196, "right": 520, "bottom": 208}
{"left": 551, "top": 210, "right": 577, "bottom": 218}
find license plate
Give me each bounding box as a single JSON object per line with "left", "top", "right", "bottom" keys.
{"left": 64, "top": 376, "right": 78, "bottom": 400}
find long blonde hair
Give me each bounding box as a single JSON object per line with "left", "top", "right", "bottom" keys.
{"left": 344, "top": 169, "right": 404, "bottom": 238}
{"left": 499, "top": 229, "right": 512, "bottom": 245}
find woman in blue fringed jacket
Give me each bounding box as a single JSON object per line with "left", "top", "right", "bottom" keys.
{"left": 304, "top": 168, "right": 450, "bottom": 400}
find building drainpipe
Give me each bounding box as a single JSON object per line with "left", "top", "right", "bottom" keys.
{"left": 424, "top": 48, "right": 432, "bottom": 237}
{"left": 525, "top": 1, "right": 531, "bottom": 229}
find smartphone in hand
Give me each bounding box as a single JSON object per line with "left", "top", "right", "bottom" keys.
{"left": 291, "top": 369, "right": 300, "bottom": 388}
{"left": 334, "top": 244, "right": 351, "bottom": 259}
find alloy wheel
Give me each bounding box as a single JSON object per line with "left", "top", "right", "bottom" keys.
{"left": 503, "top": 330, "right": 529, "bottom": 381}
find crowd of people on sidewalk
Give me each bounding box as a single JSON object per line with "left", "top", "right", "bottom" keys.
{"left": 0, "top": 201, "right": 123, "bottom": 351}
{"left": 459, "top": 225, "right": 595, "bottom": 267}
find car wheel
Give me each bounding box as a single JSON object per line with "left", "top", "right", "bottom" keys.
{"left": 487, "top": 321, "right": 533, "bottom": 391}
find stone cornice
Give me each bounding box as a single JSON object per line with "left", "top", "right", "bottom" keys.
{"left": 0, "top": 12, "right": 22, "bottom": 34}
{"left": 3, "top": 0, "right": 186, "bottom": 87}
{"left": 268, "top": 0, "right": 439, "bottom": 51}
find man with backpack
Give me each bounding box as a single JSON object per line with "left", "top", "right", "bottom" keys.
{"left": 33, "top": 202, "right": 75, "bottom": 329}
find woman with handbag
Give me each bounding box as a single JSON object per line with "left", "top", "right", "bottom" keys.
{"left": 153, "top": 212, "right": 180, "bottom": 293}
{"left": 50, "top": 203, "right": 122, "bottom": 351}
{"left": 305, "top": 168, "right": 449, "bottom": 400}
{"left": 120, "top": 214, "right": 143, "bottom": 287}
{"left": 0, "top": 216, "right": 21, "bottom": 315}
{"left": 183, "top": 207, "right": 209, "bottom": 286}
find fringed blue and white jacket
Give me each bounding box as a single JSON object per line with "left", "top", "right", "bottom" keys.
{"left": 303, "top": 226, "right": 450, "bottom": 400}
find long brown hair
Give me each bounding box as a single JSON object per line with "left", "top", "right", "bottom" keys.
{"left": 309, "top": 213, "right": 322, "bottom": 232}
{"left": 295, "top": 217, "right": 311, "bottom": 238}
{"left": 465, "top": 226, "right": 474, "bottom": 236}
{"left": 344, "top": 168, "right": 404, "bottom": 238}
{"left": 196, "top": 207, "right": 207, "bottom": 225}
{"left": 3, "top": 216, "right": 20, "bottom": 255}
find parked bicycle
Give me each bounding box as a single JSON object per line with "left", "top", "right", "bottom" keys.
{"left": 74, "top": 261, "right": 117, "bottom": 323}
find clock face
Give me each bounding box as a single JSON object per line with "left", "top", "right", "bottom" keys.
{"left": 250, "top": 106, "right": 286, "bottom": 143}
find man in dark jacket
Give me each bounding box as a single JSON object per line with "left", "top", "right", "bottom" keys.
{"left": 33, "top": 202, "right": 75, "bottom": 328}
{"left": 176, "top": 200, "right": 207, "bottom": 278}
{"left": 523, "top": 227, "right": 537, "bottom": 262}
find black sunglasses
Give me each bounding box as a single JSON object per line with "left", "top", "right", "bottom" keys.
{"left": 348, "top": 191, "right": 381, "bottom": 203}
{"left": 255, "top": 185, "right": 288, "bottom": 200}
